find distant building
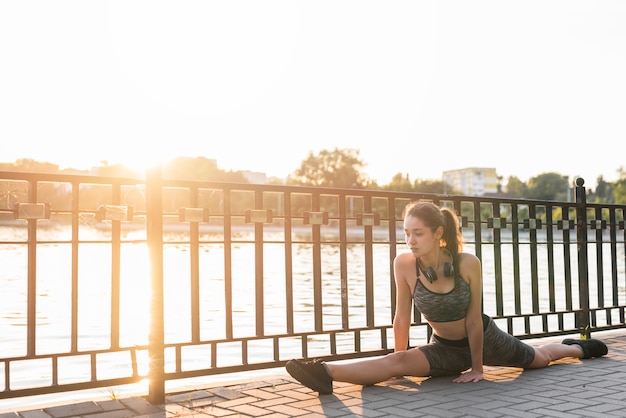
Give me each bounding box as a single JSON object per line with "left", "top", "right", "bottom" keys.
{"left": 443, "top": 167, "right": 498, "bottom": 196}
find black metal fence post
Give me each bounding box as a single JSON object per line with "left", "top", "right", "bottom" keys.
{"left": 575, "top": 177, "right": 591, "bottom": 339}
{"left": 147, "top": 166, "right": 165, "bottom": 403}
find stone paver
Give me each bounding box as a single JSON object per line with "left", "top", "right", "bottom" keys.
{"left": 3, "top": 329, "right": 626, "bottom": 418}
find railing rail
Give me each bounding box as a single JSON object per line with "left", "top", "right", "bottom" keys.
{"left": 1, "top": 170, "right": 625, "bottom": 403}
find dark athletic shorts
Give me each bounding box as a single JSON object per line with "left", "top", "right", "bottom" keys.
{"left": 418, "top": 314, "right": 536, "bottom": 377}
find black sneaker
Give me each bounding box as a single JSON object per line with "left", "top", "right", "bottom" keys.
{"left": 286, "top": 359, "right": 333, "bottom": 394}
{"left": 562, "top": 338, "right": 608, "bottom": 359}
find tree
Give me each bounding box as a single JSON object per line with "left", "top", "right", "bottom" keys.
{"left": 505, "top": 176, "right": 528, "bottom": 198}
{"left": 613, "top": 168, "right": 626, "bottom": 204}
{"left": 526, "top": 172, "right": 570, "bottom": 201}
{"left": 162, "top": 156, "right": 247, "bottom": 182}
{"left": 384, "top": 173, "right": 414, "bottom": 192}
{"left": 415, "top": 179, "right": 447, "bottom": 194}
{"left": 381, "top": 173, "right": 449, "bottom": 194}
{"left": 163, "top": 156, "right": 219, "bottom": 180}
{"left": 97, "top": 163, "right": 141, "bottom": 178}
{"left": 6, "top": 158, "right": 60, "bottom": 173}
{"left": 588, "top": 175, "right": 614, "bottom": 203}
{"left": 288, "top": 148, "right": 368, "bottom": 188}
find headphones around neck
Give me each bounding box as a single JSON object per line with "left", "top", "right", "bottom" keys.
{"left": 417, "top": 251, "right": 455, "bottom": 283}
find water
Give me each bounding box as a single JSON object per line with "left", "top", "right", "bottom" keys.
{"left": 1, "top": 224, "right": 624, "bottom": 411}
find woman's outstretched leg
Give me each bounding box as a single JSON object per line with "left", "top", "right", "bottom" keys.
{"left": 286, "top": 348, "right": 430, "bottom": 394}
{"left": 327, "top": 348, "right": 430, "bottom": 385}
{"left": 529, "top": 338, "right": 608, "bottom": 368}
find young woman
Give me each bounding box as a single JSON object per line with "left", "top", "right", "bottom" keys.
{"left": 286, "top": 201, "right": 608, "bottom": 395}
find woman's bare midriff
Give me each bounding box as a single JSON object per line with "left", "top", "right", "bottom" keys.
{"left": 429, "top": 318, "right": 468, "bottom": 341}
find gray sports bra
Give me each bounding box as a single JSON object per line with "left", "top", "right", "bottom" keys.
{"left": 412, "top": 258, "right": 471, "bottom": 322}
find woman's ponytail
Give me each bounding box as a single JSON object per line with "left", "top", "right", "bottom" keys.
{"left": 440, "top": 207, "right": 463, "bottom": 260}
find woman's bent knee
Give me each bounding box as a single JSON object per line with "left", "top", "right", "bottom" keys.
{"left": 385, "top": 348, "right": 430, "bottom": 377}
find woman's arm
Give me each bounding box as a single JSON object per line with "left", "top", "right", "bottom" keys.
{"left": 453, "top": 253, "right": 484, "bottom": 383}
{"left": 393, "top": 254, "right": 413, "bottom": 352}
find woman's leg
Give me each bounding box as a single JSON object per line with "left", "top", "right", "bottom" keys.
{"left": 482, "top": 317, "right": 608, "bottom": 370}
{"left": 528, "top": 343, "right": 583, "bottom": 368}
{"left": 528, "top": 338, "right": 608, "bottom": 368}
{"left": 286, "top": 348, "right": 431, "bottom": 394}
{"left": 326, "top": 348, "right": 431, "bottom": 386}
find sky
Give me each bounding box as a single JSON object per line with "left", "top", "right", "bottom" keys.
{"left": 1, "top": 1, "right": 625, "bottom": 187}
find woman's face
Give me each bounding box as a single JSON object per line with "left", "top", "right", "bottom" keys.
{"left": 403, "top": 214, "right": 441, "bottom": 257}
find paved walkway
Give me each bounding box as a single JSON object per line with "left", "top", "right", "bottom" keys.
{"left": 3, "top": 329, "right": 626, "bottom": 417}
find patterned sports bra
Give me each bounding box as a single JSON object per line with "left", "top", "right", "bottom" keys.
{"left": 412, "top": 258, "right": 471, "bottom": 322}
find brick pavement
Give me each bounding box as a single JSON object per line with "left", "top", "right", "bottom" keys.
{"left": 2, "top": 329, "right": 626, "bottom": 417}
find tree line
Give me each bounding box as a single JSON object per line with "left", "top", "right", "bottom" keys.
{"left": 288, "top": 148, "right": 624, "bottom": 203}
{"left": 2, "top": 148, "right": 625, "bottom": 203}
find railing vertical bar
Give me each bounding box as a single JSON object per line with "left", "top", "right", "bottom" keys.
{"left": 622, "top": 208, "right": 626, "bottom": 310}
{"left": 211, "top": 342, "right": 217, "bottom": 368}
{"left": 381, "top": 328, "right": 388, "bottom": 350}
{"left": 339, "top": 193, "right": 349, "bottom": 329}
{"left": 254, "top": 190, "right": 265, "bottom": 336}
{"left": 110, "top": 183, "right": 122, "bottom": 349}
{"left": 591, "top": 310, "right": 597, "bottom": 327}
{"left": 546, "top": 205, "right": 556, "bottom": 312}
{"left": 506, "top": 317, "right": 513, "bottom": 335}
{"left": 4, "top": 360, "right": 10, "bottom": 391}
{"left": 224, "top": 188, "right": 233, "bottom": 340}
{"left": 594, "top": 207, "right": 605, "bottom": 308}
{"left": 609, "top": 208, "right": 619, "bottom": 306}
{"left": 71, "top": 181, "right": 80, "bottom": 353}
{"left": 190, "top": 186, "right": 200, "bottom": 342}
{"left": 528, "top": 204, "right": 539, "bottom": 314}
{"left": 52, "top": 356, "right": 58, "bottom": 386}
{"left": 283, "top": 191, "right": 294, "bottom": 334}
{"left": 147, "top": 166, "right": 165, "bottom": 404}
{"left": 242, "top": 340, "right": 248, "bottom": 365}
{"left": 301, "top": 336, "right": 308, "bottom": 359}
{"left": 273, "top": 337, "right": 280, "bottom": 361}
{"left": 354, "top": 330, "right": 361, "bottom": 353}
{"left": 575, "top": 178, "right": 591, "bottom": 338}
{"left": 364, "top": 195, "right": 374, "bottom": 328}
{"left": 623, "top": 208, "right": 626, "bottom": 316}
{"left": 563, "top": 207, "right": 574, "bottom": 311}
{"left": 90, "top": 353, "right": 97, "bottom": 382}
{"left": 511, "top": 203, "right": 522, "bottom": 314}
{"left": 473, "top": 201, "right": 482, "bottom": 260}
{"left": 312, "top": 193, "right": 323, "bottom": 332}
{"left": 130, "top": 348, "right": 138, "bottom": 376}
{"left": 493, "top": 202, "right": 504, "bottom": 317}
{"left": 26, "top": 179, "right": 37, "bottom": 357}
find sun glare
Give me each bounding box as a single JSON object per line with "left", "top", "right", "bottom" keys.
{"left": 113, "top": 153, "right": 170, "bottom": 178}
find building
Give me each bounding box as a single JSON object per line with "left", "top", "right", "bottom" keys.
{"left": 442, "top": 167, "right": 499, "bottom": 196}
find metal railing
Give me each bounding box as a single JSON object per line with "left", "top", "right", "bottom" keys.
{"left": 1, "top": 170, "right": 625, "bottom": 403}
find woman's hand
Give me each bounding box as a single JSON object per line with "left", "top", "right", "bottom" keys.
{"left": 453, "top": 369, "right": 484, "bottom": 383}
